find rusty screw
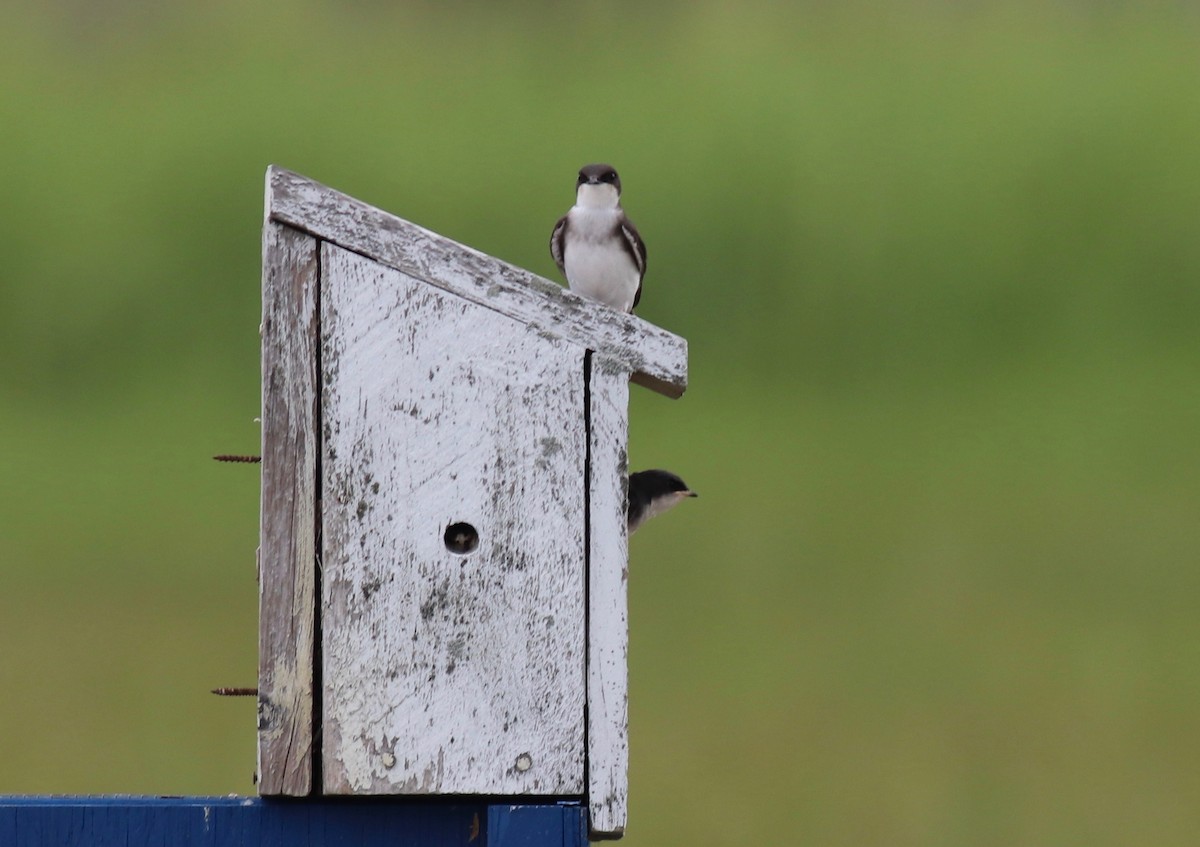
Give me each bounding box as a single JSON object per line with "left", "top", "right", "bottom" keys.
{"left": 213, "top": 455, "right": 261, "bottom": 464}
{"left": 212, "top": 687, "right": 259, "bottom": 696}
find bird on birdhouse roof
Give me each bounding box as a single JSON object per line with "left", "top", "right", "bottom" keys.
{"left": 550, "top": 163, "right": 647, "bottom": 313}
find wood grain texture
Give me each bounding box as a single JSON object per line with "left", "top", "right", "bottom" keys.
{"left": 258, "top": 222, "right": 319, "bottom": 796}
{"left": 319, "top": 244, "right": 587, "bottom": 796}
{"left": 585, "top": 356, "right": 630, "bottom": 839}
{"left": 266, "top": 166, "right": 687, "bottom": 399}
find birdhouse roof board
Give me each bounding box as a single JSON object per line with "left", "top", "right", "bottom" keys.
{"left": 266, "top": 166, "right": 688, "bottom": 398}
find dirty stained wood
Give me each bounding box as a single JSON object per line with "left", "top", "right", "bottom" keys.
{"left": 258, "top": 222, "right": 319, "bottom": 796}
{"left": 319, "top": 244, "right": 587, "bottom": 795}
{"left": 266, "top": 165, "right": 687, "bottom": 398}
{"left": 585, "top": 356, "right": 630, "bottom": 839}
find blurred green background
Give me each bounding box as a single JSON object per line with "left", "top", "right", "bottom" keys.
{"left": 2, "top": 0, "right": 1198, "bottom": 844}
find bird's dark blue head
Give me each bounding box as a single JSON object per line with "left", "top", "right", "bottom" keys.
{"left": 627, "top": 469, "right": 697, "bottom": 534}
{"left": 630, "top": 469, "right": 693, "bottom": 499}
{"left": 577, "top": 163, "right": 621, "bottom": 194}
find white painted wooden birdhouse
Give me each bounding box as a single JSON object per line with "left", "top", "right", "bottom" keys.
{"left": 256, "top": 167, "right": 687, "bottom": 838}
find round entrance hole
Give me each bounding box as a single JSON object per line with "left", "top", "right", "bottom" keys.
{"left": 444, "top": 522, "right": 479, "bottom": 555}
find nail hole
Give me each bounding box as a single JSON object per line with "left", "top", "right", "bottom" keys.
{"left": 444, "top": 522, "right": 479, "bottom": 555}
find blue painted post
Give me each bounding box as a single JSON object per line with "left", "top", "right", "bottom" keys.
{"left": 0, "top": 797, "right": 586, "bottom": 847}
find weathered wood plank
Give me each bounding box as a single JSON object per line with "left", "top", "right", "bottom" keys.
{"left": 258, "top": 222, "right": 318, "bottom": 796}
{"left": 266, "top": 166, "right": 687, "bottom": 398}
{"left": 585, "top": 356, "right": 630, "bottom": 839}
{"left": 319, "top": 244, "right": 587, "bottom": 795}
{"left": 0, "top": 797, "right": 586, "bottom": 847}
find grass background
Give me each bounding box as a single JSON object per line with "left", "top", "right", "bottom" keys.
{"left": 1, "top": 1, "right": 1198, "bottom": 844}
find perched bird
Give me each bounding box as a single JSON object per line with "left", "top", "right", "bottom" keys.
{"left": 627, "top": 469, "right": 697, "bottom": 534}
{"left": 550, "top": 163, "right": 647, "bottom": 313}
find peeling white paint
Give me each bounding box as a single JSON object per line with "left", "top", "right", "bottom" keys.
{"left": 587, "top": 357, "right": 630, "bottom": 837}
{"left": 320, "top": 245, "right": 586, "bottom": 795}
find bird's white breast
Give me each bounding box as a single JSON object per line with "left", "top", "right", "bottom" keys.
{"left": 564, "top": 206, "right": 640, "bottom": 312}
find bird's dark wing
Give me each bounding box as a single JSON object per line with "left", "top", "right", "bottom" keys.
{"left": 618, "top": 216, "right": 646, "bottom": 309}
{"left": 618, "top": 218, "right": 646, "bottom": 278}
{"left": 550, "top": 215, "right": 569, "bottom": 274}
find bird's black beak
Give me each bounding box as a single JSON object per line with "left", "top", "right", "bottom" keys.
{"left": 684, "top": 490, "right": 698, "bottom": 498}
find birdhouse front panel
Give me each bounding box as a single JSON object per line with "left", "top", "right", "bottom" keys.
{"left": 319, "top": 243, "right": 587, "bottom": 795}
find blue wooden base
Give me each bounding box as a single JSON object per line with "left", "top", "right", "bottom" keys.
{"left": 0, "top": 797, "right": 586, "bottom": 847}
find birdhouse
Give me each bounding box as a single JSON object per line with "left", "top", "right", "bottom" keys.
{"left": 256, "top": 167, "right": 687, "bottom": 839}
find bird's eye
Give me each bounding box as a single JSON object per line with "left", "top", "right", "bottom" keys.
{"left": 605, "top": 172, "right": 617, "bottom": 182}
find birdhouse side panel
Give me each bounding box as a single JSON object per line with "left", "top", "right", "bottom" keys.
{"left": 319, "top": 244, "right": 587, "bottom": 796}
{"left": 258, "top": 222, "right": 318, "bottom": 796}
{"left": 585, "top": 355, "right": 630, "bottom": 838}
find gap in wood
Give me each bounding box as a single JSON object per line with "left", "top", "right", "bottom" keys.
{"left": 581, "top": 349, "right": 594, "bottom": 798}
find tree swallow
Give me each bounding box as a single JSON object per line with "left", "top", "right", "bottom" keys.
{"left": 550, "top": 164, "right": 647, "bottom": 313}
{"left": 627, "top": 469, "right": 697, "bottom": 534}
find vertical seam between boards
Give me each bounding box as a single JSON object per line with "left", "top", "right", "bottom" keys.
{"left": 582, "top": 348, "right": 594, "bottom": 802}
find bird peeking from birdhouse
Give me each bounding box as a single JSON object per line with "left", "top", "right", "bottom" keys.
{"left": 550, "top": 164, "right": 647, "bottom": 313}
{"left": 627, "top": 469, "right": 697, "bottom": 534}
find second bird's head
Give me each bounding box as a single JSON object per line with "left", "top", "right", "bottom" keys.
{"left": 575, "top": 163, "right": 622, "bottom": 209}
{"left": 627, "top": 469, "right": 697, "bottom": 534}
